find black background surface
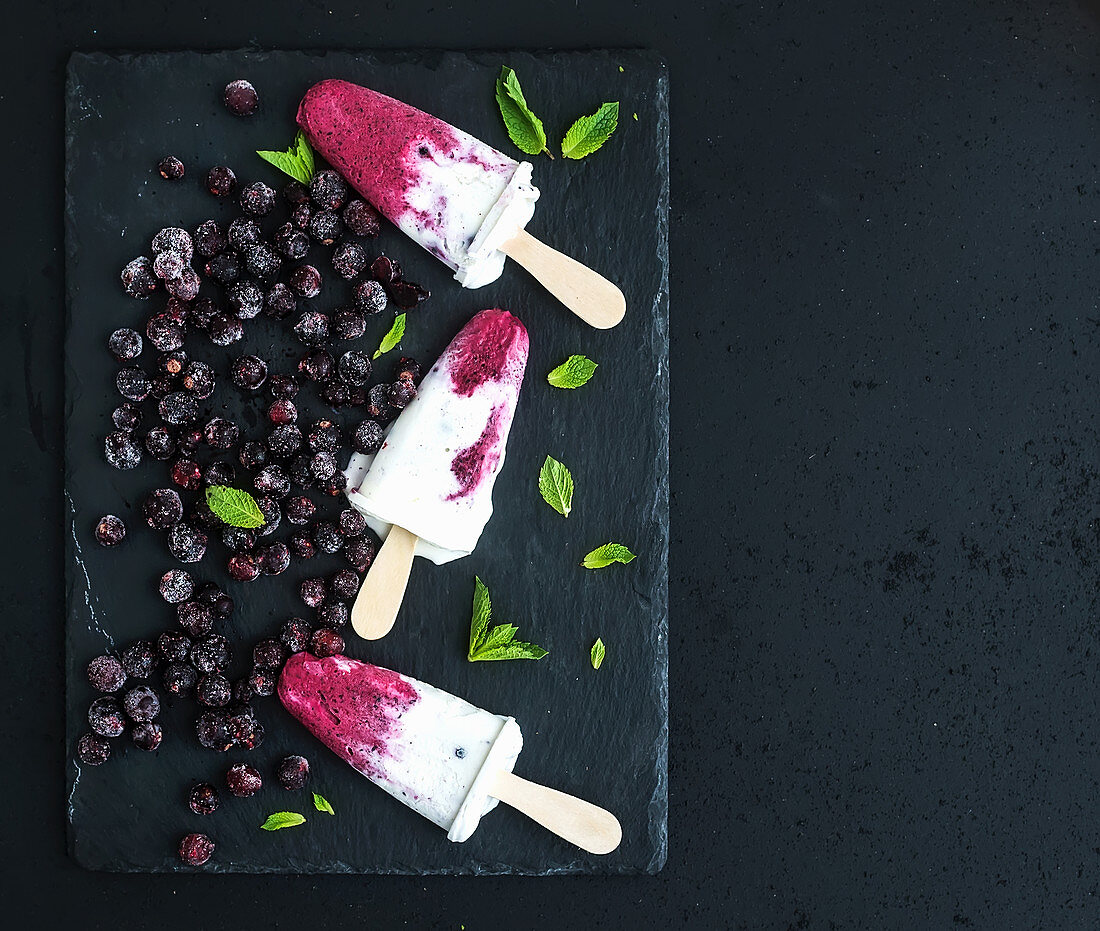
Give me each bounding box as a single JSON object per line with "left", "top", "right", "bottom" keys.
{"left": 6, "top": 0, "right": 1100, "bottom": 926}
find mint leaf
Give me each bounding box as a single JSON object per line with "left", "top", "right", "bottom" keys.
{"left": 205, "top": 485, "right": 266, "bottom": 529}
{"left": 561, "top": 102, "right": 620, "bottom": 160}
{"left": 547, "top": 355, "right": 598, "bottom": 389}
{"left": 538, "top": 455, "right": 574, "bottom": 517}
{"left": 591, "top": 638, "right": 606, "bottom": 670}
{"left": 260, "top": 811, "right": 306, "bottom": 831}
{"left": 312, "top": 793, "right": 335, "bottom": 815}
{"left": 257, "top": 130, "right": 315, "bottom": 184}
{"left": 495, "top": 66, "right": 550, "bottom": 158}
{"left": 467, "top": 577, "right": 548, "bottom": 662}
{"left": 373, "top": 313, "right": 406, "bottom": 360}
{"left": 582, "top": 542, "right": 636, "bottom": 569}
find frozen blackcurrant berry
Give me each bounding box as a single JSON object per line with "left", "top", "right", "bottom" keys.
{"left": 313, "top": 521, "right": 343, "bottom": 555}
{"left": 153, "top": 250, "right": 186, "bottom": 281}
{"left": 298, "top": 349, "right": 334, "bottom": 382}
{"left": 292, "top": 312, "right": 330, "bottom": 350}
{"left": 274, "top": 222, "right": 309, "bottom": 260}
{"left": 222, "top": 526, "right": 257, "bottom": 553}
{"left": 332, "top": 307, "right": 366, "bottom": 340}
{"left": 87, "top": 655, "right": 126, "bottom": 692}
{"left": 320, "top": 472, "right": 347, "bottom": 497}
{"left": 151, "top": 227, "right": 193, "bottom": 260}
{"left": 191, "top": 634, "right": 231, "bottom": 674}
{"left": 338, "top": 350, "right": 371, "bottom": 387}
{"left": 332, "top": 240, "right": 368, "bottom": 279}
{"left": 223, "top": 79, "right": 258, "bottom": 116}
{"left": 104, "top": 431, "right": 142, "bottom": 469}
{"left": 170, "top": 458, "right": 202, "bottom": 491}
{"left": 307, "top": 419, "right": 341, "bottom": 452}
{"left": 163, "top": 662, "right": 198, "bottom": 697}
{"left": 352, "top": 420, "right": 385, "bottom": 455}
{"left": 366, "top": 384, "right": 396, "bottom": 422}
{"left": 283, "top": 180, "right": 310, "bottom": 206}
{"left": 156, "top": 350, "right": 188, "bottom": 379}
{"left": 231, "top": 354, "right": 268, "bottom": 389}
{"left": 285, "top": 496, "right": 315, "bottom": 525}
{"left": 276, "top": 755, "right": 311, "bottom": 790}
{"left": 310, "top": 170, "right": 348, "bottom": 210}
{"left": 190, "top": 297, "right": 219, "bottom": 330}
{"left": 226, "top": 762, "right": 262, "bottom": 797}
{"left": 388, "top": 380, "right": 416, "bottom": 409}
{"left": 209, "top": 314, "right": 244, "bottom": 346}
{"left": 280, "top": 618, "right": 312, "bottom": 653}
{"left": 337, "top": 509, "right": 367, "bottom": 539}
{"left": 288, "top": 455, "right": 313, "bottom": 487}
{"left": 317, "top": 601, "right": 349, "bottom": 629}
{"left": 388, "top": 280, "right": 430, "bottom": 309}
{"left": 144, "top": 488, "right": 183, "bottom": 530}
{"left": 77, "top": 733, "right": 111, "bottom": 766}
{"left": 193, "top": 219, "right": 227, "bottom": 257}
{"left": 310, "top": 628, "right": 344, "bottom": 658}
{"left": 159, "top": 391, "right": 199, "bottom": 425}
{"left": 265, "top": 282, "right": 297, "bottom": 319}
{"left": 197, "top": 673, "right": 231, "bottom": 708}
{"left": 177, "top": 600, "right": 214, "bottom": 638}
{"left": 202, "top": 584, "right": 235, "bottom": 617}
{"left": 253, "top": 465, "right": 290, "bottom": 497}
{"left": 256, "top": 499, "right": 282, "bottom": 534}
{"left": 309, "top": 451, "right": 337, "bottom": 482}
{"left": 121, "top": 256, "right": 159, "bottom": 298}
{"left": 330, "top": 567, "right": 360, "bottom": 600}
{"left": 166, "top": 266, "right": 202, "bottom": 301}
{"left": 158, "top": 631, "right": 192, "bottom": 664}
{"left": 238, "top": 441, "right": 267, "bottom": 471}
{"left": 267, "top": 399, "right": 298, "bottom": 426}
{"left": 247, "top": 667, "right": 277, "bottom": 697}
{"left": 117, "top": 647, "right": 155, "bottom": 685}
{"left": 355, "top": 281, "right": 389, "bottom": 318}
{"left": 396, "top": 357, "right": 421, "bottom": 384}
{"left": 231, "top": 677, "right": 255, "bottom": 703}
{"left": 288, "top": 264, "right": 322, "bottom": 298}
{"left": 308, "top": 209, "right": 343, "bottom": 245}
{"left": 94, "top": 514, "right": 127, "bottom": 546}
{"left": 258, "top": 542, "right": 291, "bottom": 576}
{"left": 227, "top": 279, "right": 264, "bottom": 320}
{"left": 239, "top": 182, "right": 275, "bottom": 217}
{"left": 182, "top": 361, "right": 215, "bottom": 398}
{"left": 243, "top": 242, "right": 282, "bottom": 281}
{"left": 189, "top": 783, "right": 219, "bottom": 815}
{"left": 289, "top": 532, "right": 316, "bottom": 560}
{"left": 267, "top": 423, "right": 302, "bottom": 457}
{"left": 203, "top": 461, "right": 236, "bottom": 487}
{"left": 291, "top": 202, "right": 312, "bottom": 230}
{"left": 268, "top": 374, "right": 299, "bottom": 400}
{"left": 131, "top": 721, "right": 163, "bottom": 751}
{"left": 344, "top": 536, "right": 376, "bottom": 573}
{"left": 88, "top": 696, "right": 126, "bottom": 737}
{"left": 109, "top": 328, "right": 143, "bottom": 361}
{"left": 342, "top": 199, "right": 381, "bottom": 237}
{"left": 157, "top": 155, "right": 185, "bottom": 181}
{"left": 300, "top": 578, "right": 327, "bottom": 608}
{"left": 205, "top": 253, "right": 241, "bottom": 288}
{"left": 116, "top": 367, "right": 152, "bottom": 402}
{"left": 206, "top": 165, "right": 237, "bottom": 197}
{"left": 227, "top": 553, "right": 260, "bottom": 582}
{"left": 228, "top": 215, "right": 260, "bottom": 249}
{"left": 168, "top": 522, "right": 208, "bottom": 563}
{"left": 158, "top": 569, "right": 194, "bottom": 604}
{"left": 203, "top": 417, "right": 239, "bottom": 450}
{"left": 253, "top": 639, "right": 287, "bottom": 668}
{"left": 179, "top": 833, "right": 215, "bottom": 867}
{"left": 370, "top": 254, "right": 398, "bottom": 284}
{"left": 321, "top": 378, "right": 349, "bottom": 406}
{"left": 123, "top": 685, "right": 160, "bottom": 722}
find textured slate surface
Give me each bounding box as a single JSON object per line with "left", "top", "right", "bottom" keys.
{"left": 64, "top": 49, "right": 667, "bottom": 874}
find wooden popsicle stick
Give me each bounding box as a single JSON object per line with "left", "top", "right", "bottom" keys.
{"left": 501, "top": 229, "right": 626, "bottom": 330}
{"left": 350, "top": 524, "right": 419, "bottom": 641}
{"left": 488, "top": 769, "right": 622, "bottom": 855}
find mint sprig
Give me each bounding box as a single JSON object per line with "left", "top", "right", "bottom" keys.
{"left": 256, "top": 130, "right": 315, "bottom": 184}
{"left": 538, "top": 455, "right": 574, "bottom": 517}
{"left": 373, "top": 313, "right": 406, "bottom": 360}
{"left": 467, "top": 577, "right": 548, "bottom": 662}
{"left": 561, "top": 102, "right": 620, "bottom": 160}
{"left": 260, "top": 811, "right": 306, "bottom": 831}
{"left": 313, "top": 793, "right": 335, "bottom": 815}
{"left": 582, "top": 542, "right": 636, "bottom": 569}
{"left": 547, "top": 355, "right": 598, "bottom": 389}
{"left": 495, "top": 67, "right": 551, "bottom": 158}
{"left": 591, "top": 638, "right": 606, "bottom": 670}
{"left": 205, "top": 485, "right": 266, "bottom": 529}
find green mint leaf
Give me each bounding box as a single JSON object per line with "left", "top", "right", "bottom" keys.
{"left": 373, "top": 313, "right": 407, "bottom": 360}
{"left": 547, "top": 355, "right": 598, "bottom": 389}
{"left": 561, "top": 102, "right": 620, "bottom": 160}
{"left": 495, "top": 66, "right": 550, "bottom": 157}
{"left": 260, "top": 811, "right": 306, "bottom": 831}
{"left": 312, "top": 793, "right": 335, "bottom": 815}
{"left": 591, "top": 638, "right": 606, "bottom": 670}
{"left": 581, "top": 542, "right": 637, "bottom": 569}
{"left": 205, "top": 485, "right": 266, "bottom": 529}
{"left": 257, "top": 130, "right": 316, "bottom": 184}
{"left": 469, "top": 576, "right": 492, "bottom": 656}
{"left": 538, "top": 455, "right": 574, "bottom": 517}
{"left": 467, "top": 577, "right": 547, "bottom": 662}
{"left": 633, "top": 113, "right": 638, "bottom": 121}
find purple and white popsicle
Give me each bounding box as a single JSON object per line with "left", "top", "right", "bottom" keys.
{"left": 345, "top": 308, "right": 528, "bottom": 564}
{"left": 298, "top": 79, "right": 539, "bottom": 289}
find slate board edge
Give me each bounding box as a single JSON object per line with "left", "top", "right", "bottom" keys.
{"left": 63, "top": 48, "right": 669, "bottom": 875}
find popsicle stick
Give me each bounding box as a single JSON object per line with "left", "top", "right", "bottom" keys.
{"left": 501, "top": 229, "right": 626, "bottom": 330}
{"left": 350, "top": 525, "right": 418, "bottom": 641}
{"left": 488, "top": 769, "right": 622, "bottom": 855}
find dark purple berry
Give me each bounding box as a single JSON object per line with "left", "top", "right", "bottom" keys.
{"left": 171, "top": 458, "right": 202, "bottom": 490}
{"left": 313, "top": 521, "right": 343, "bottom": 555}
{"left": 247, "top": 667, "right": 277, "bottom": 698}
{"left": 228, "top": 215, "right": 260, "bottom": 248}
{"left": 353, "top": 279, "right": 388, "bottom": 315}
{"left": 116, "top": 367, "right": 152, "bottom": 402}
{"left": 307, "top": 419, "right": 341, "bottom": 452}
{"left": 291, "top": 203, "right": 312, "bottom": 231}
{"left": 253, "top": 465, "right": 290, "bottom": 497}
{"left": 153, "top": 250, "right": 186, "bottom": 281}
{"left": 269, "top": 374, "right": 299, "bottom": 400}
{"left": 310, "top": 451, "right": 337, "bottom": 482}
{"left": 243, "top": 242, "right": 282, "bottom": 281}
{"left": 388, "top": 280, "right": 430, "bottom": 310}
{"left": 308, "top": 209, "right": 344, "bottom": 245}
{"left": 289, "top": 532, "right": 316, "bottom": 560}
{"left": 203, "top": 461, "right": 236, "bottom": 487}
{"left": 121, "top": 256, "right": 158, "bottom": 298}
{"left": 338, "top": 350, "right": 371, "bottom": 387}
{"left": 193, "top": 219, "right": 227, "bottom": 257}
{"left": 190, "top": 634, "right": 231, "bottom": 674}
{"left": 179, "top": 833, "right": 215, "bottom": 867}
{"left": 370, "top": 255, "right": 398, "bottom": 284}
{"left": 204, "top": 417, "right": 240, "bottom": 450}
{"left": 177, "top": 600, "right": 214, "bottom": 638}
{"left": 280, "top": 618, "right": 312, "bottom": 653}
{"left": 285, "top": 496, "right": 315, "bottom": 525}
{"left": 158, "top": 570, "right": 193, "bottom": 606}
{"left": 257, "top": 542, "right": 290, "bottom": 576}
{"left": 276, "top": 755, "right": 311, "bottom": 790}
{"left": 189, "top": 783, "right": 219, "bottom": 815}
{"left": 333, "top": 307, "right": 367, "bottom": 340}
{"left": 342, "top": 199, "right": 381, "bottom": 237}
{"left": 181, "top": 361, "right": 215, "bottom": 398}
{"left": 77, "top": 733, "right": 111, "bottom": 766}
{"left": 166, "top": 267, "right": 201, "bottom": 301}
{"left": 231, "top": 354, "right": 268, "bottom": 389}
{"left": 255, "top": 496, "right": 281, "bottom": 535}
{"left": 157, "top": 155, "right": 185, "bottom": 180}
{"left": 157, "top": 631, "right": 191, "bottom": 663}
{"left": 205, "top": 252, "right": 241, "bottom": 287}
{"left": 388, "top": 379, "right": 416, "bottom": 409}
{"left": 238, "top": 441, "right": 267, "bottom": 470}
{"left": 227, "top": 552, "right": 260, "bottom": 582}
{"left": 288, "top": 264, "right": 322, "bottom": 298}
{"left": 395, "top": 357, "right": 421, "bottom": 384}
{"left": 195, "top": 711, "right": 234, "bottom": 751}
{"left": 310, "top": 628, "right": 344, "bottom": 658}
{"left": 222, "top": 525, "right": 257, "bottom": 553}
{"left": 265, "top": 282, "right": 297, "bottom": 319}
{"left": 288, "top": 454, "right": 313, "bottom": 487}
{"left": 310, "top": 170, "right": 348, "bottom": 210}
{"left": 226, "top": 762, "right": 262, "bottom": 797}
{"left": 332, "top": 240, "right": 368, "bottom": 279}
{"left": 109, "top": 328, "right": 143, "bottom": 361}
{"left": 366, "top": 384, "right": 395, "bottom": 422}
{"left": 88, "top": 696, "right": 126, "bottom": 737}
{"left": 298, "top": 349, "right": 334, "bottom": 382}
{"left": 268, "top": 399, "right": 298, "bottom": 425}
{"left": 94, "top": 514, "right": 127, "bottom": 545}
{"left": 87, "top": 655, "right": 126, "bottom": 692}
{"left": 163, "top": 662, "right": 198, "bottom": 697}
{"left": 321, "top": 379, "right": 349, "bottom": 407}
{"left": 227, "top": 279, "right": 264, "bottom": 319}
{"left": 299, "top": 577, "right": 327, "bottom": 608}
{"left": 209, "top": 314, "right": 244, "bottom": 346}
{"left": 121, "top": 641, "right": 157, "bottom": 680}
{"left": 320, "top": 472, "right": 347, "bottom": 497}
{"left": 239, "top": 181, "right": 275, "bottom": 217}
{"left": 123, "top": 685, "right": 160, "bottom": 722}
{"left": 283, "top": 180, "right": 310, "bottom": 206}
{"left": 274, "top": 222, "right": 309, "bottom": 260}
{"left": 144, "top": 488, "right": 183, "bottom": 530}
{"left": 253, "top": 639, "right": 287, "bottom": 668}
{"left": 344, "top": 536, "right": 376, "bottom": 573}
{"left": 197, "top": 673, "right": 231, "bottom": 708}
{"left": 352, "top": 420, "right": 385, "bottom": 455}
{"left": 223, "top": 79, "right": 258, "bottom": 116}
{"left": 159, "top": 391, "right": 199, "bottom": 425}
{"left": 293, "top": 311, "right": 330, "bottom": 345}
{"left": 131, "top": 721, "right": 163, "bottom": 751}
{"left": 267, "top": 423, "right": 302, "bottom": 457}
{"left": 317, "top": 601, "right": 349, "bottom": 629}
{"left": 168, "top": 522, "right": 208, "bottom": 563}
{"left": 337, "top": 509, "right": 366, "bottom": 539}
{"left": 206, "top": 165, "right": 237, "bottom": 197}
{"left": 189, "top": 297, "right": 219, "bottom": 330}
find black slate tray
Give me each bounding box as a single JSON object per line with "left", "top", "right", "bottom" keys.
{"left": 65, "top": 49, "right": 668, "bottom": 875}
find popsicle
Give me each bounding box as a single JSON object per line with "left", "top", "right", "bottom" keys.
{"left": 298, "top": 79, "right": 625, "bottom": 329}
{"left": 278, "top": 652, "right": 621, "bottom": 853}
{"left": 345, "top": 308, "right": 527, "bottom": 639}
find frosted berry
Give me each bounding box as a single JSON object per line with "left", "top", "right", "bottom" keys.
{"left": 223, "top": 79, "right": 258, "bottom": 116}
{"left": 94, "top": 514, "right": 127, "bottom": 546}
